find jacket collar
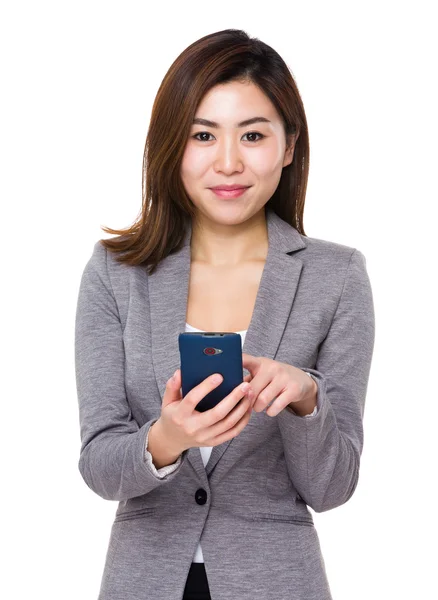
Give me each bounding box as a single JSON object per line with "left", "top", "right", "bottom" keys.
{"left": 148, "top": 207, "right": 307, "bottom": 481}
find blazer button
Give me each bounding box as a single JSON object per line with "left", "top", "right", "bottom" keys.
{"left": 195, "top": 488, "right": 207, "bottom": 505}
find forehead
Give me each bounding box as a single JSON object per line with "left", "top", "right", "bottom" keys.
{"left": 194, "top": 81, "right": 279, "bottom": 124}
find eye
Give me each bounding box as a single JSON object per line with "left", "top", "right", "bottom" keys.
{"left": 243, "top": 132, "right": 265, "bottom": 142}
{"left": 192, "top": 131, "right": 214, "bottom": 142}
{"left": 191, "top": 131, "right": 265, "bottom": 143}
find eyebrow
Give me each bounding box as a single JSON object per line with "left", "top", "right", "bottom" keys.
{"left": 192, "top": 116, "right": 271, "bottom": 128}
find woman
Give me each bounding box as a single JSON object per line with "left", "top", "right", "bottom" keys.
{"left": 75, "top": 29, "right": 375, "bottom": 600}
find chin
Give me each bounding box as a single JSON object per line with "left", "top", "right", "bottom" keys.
{"left": 208, "top": 206, "right": 250, "bottom": 222}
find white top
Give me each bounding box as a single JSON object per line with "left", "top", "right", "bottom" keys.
{"left": 144, "top": 323, "right": 318, "bottom": 563}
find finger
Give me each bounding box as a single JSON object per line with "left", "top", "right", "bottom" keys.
{"left": 162, "top": 369, "right": 183, "bottom": 408}
{"left": 220, "top": 393, "right": 252, "bottom": 431}
{"left": 242, "top": 353, "right": 258, "bottom": 371}
{"left": 208, "top": 399, "right": 253, "bottom": 445}
{"left": 181, "top": 372, "right": 224, "bottom": 416}
{"left": 265, "top": 387, "right": 293, "bottom": 416}
{"left": 254, "top": 378, "right": 286, "bottom": 412}
{"left": 204, "top": 380, "right": 252, "bottom": 426}
{"left": 266, "top": 400, "right": 284, "bottom": 418}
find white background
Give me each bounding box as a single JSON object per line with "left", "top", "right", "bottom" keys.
{"left": 2, "top": 1, "right": 437, "bottom": 598}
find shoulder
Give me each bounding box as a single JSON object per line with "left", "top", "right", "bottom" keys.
{"left": 295, "top": 234, "right": 371, "bottom": 299}
{"left": 80, "top": 240, "right": 135, "bottom": 298}
{"left": 301, "top": 233, "right": 359, "bottom": 261}
{"left": 88, "top": 239, "right": 106, "bottom": 266}
{"left": 299, "top": 233, "right": 367, "bottom": 273}
{"left": 271, "top": 210, "right": 364, "bottom": 268}
{"left": 87, "top": 239, "right": 134, "bottom": 275}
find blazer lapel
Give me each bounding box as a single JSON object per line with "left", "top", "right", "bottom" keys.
{"left": 148, "top": 207, "right": 307, "bottom": 480}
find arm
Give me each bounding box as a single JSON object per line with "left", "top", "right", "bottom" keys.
{"left": 276, "top": 249, "right": 375, "bottom": 513}
{"left": 75, "top": 242, "right": 188, "bottom": 501}
{"left": 287, "top": 373, "right": 318, "bottom": 416}
{"left": 145, "top": 419, "right": 183, "bottom": 476}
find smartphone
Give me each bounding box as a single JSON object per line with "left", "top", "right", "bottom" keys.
{"left": 178, "top": 332, "right": 244, "bottom": 412}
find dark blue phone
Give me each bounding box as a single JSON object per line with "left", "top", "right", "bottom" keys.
{"left": 178, "top": 332, "right": 244, "bottom": 412}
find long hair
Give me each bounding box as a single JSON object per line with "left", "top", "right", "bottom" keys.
{"left": 100, "top": 28, "right": 310, "bottom": 275}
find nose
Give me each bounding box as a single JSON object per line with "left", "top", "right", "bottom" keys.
{"left": 213, "top": 138, "right": 244, "bottom": 173}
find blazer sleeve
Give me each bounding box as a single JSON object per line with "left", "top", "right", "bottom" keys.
{"left": 276, "top": 248, "right": 375, "bottom": 513}
{"left": 75, "top": 241, "right": 189, "bottom": 501}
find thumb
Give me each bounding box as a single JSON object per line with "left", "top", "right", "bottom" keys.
{"left": 162, "top": 369, "right": 182, "bottom": 408}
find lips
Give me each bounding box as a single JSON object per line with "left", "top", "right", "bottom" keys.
{"left": 210, "top": 186, "right": 250, "bottom": 191}
{"left": 209, "top": 186, "right": 250, "bottom": 199}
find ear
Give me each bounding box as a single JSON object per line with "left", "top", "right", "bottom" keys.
{"left": 283, "top": 131, "right": 300, "bottom": 168}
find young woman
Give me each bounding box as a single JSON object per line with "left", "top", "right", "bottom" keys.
{"left": 75, "top": 29, "right": 375, "bottom": 600}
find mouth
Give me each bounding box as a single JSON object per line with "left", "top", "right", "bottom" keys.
{"left": 208, "top": 185, "right": 251, "bottom": 199}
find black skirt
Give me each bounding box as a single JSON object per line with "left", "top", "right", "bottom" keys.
{"left": 182, "top": 562, "right": 212, "bottom": 600}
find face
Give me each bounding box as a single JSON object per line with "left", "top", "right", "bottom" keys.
{"left": 180, "top": 80, "right": 298, "bottom": 227}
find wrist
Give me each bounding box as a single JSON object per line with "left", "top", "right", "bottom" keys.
{"left": 156, "top": 418, "right": 186, "bottom": 454}
{"left": 289, "top": 375, "right": 318, "bottom": 416}
{"left": 148, "top": 419, "right": 184, "bottom": 469}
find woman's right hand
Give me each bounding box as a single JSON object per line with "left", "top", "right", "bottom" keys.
{"left": 156, "top": 369, "right": 255, "bottom": 454}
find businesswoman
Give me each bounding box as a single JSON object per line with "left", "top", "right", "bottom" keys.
{"left": 75, "top": 29, "right": 375, "bottom": 600}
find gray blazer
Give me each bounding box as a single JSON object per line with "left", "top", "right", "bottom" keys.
{"left": 75, "top": 207, "right": 375, "bottom": 600}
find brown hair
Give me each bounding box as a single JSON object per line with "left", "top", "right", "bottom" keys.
{"left": 100, "top": 28, "right": 310, "bottom": 275}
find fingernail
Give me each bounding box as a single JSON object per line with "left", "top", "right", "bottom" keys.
{"left": 172, "top": 369, "right": 178, "bottom": 381}
{"left": 212, "top": 374, "right": 223, "bottom": 384}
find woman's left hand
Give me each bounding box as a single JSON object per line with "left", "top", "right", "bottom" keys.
{"left": 242, "top": 353, "right": 317, "bottom": 417}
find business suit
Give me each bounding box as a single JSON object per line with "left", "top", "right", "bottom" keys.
{"left": 75, "top": 207, "right": 375, "bottom": 600}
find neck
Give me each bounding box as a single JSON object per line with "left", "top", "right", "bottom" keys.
{"left": 190, "top": 208, "right": 268, "bottom": 267}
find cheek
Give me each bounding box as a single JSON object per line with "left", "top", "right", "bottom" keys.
{"left": 248, "top": 143, "right": 285, "bottom": 175}
{"left": 249, "top": 158, "right": 283, "bottom": 183}
{"left": 181, "top": 144, "right": 210, "bottom": 178}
